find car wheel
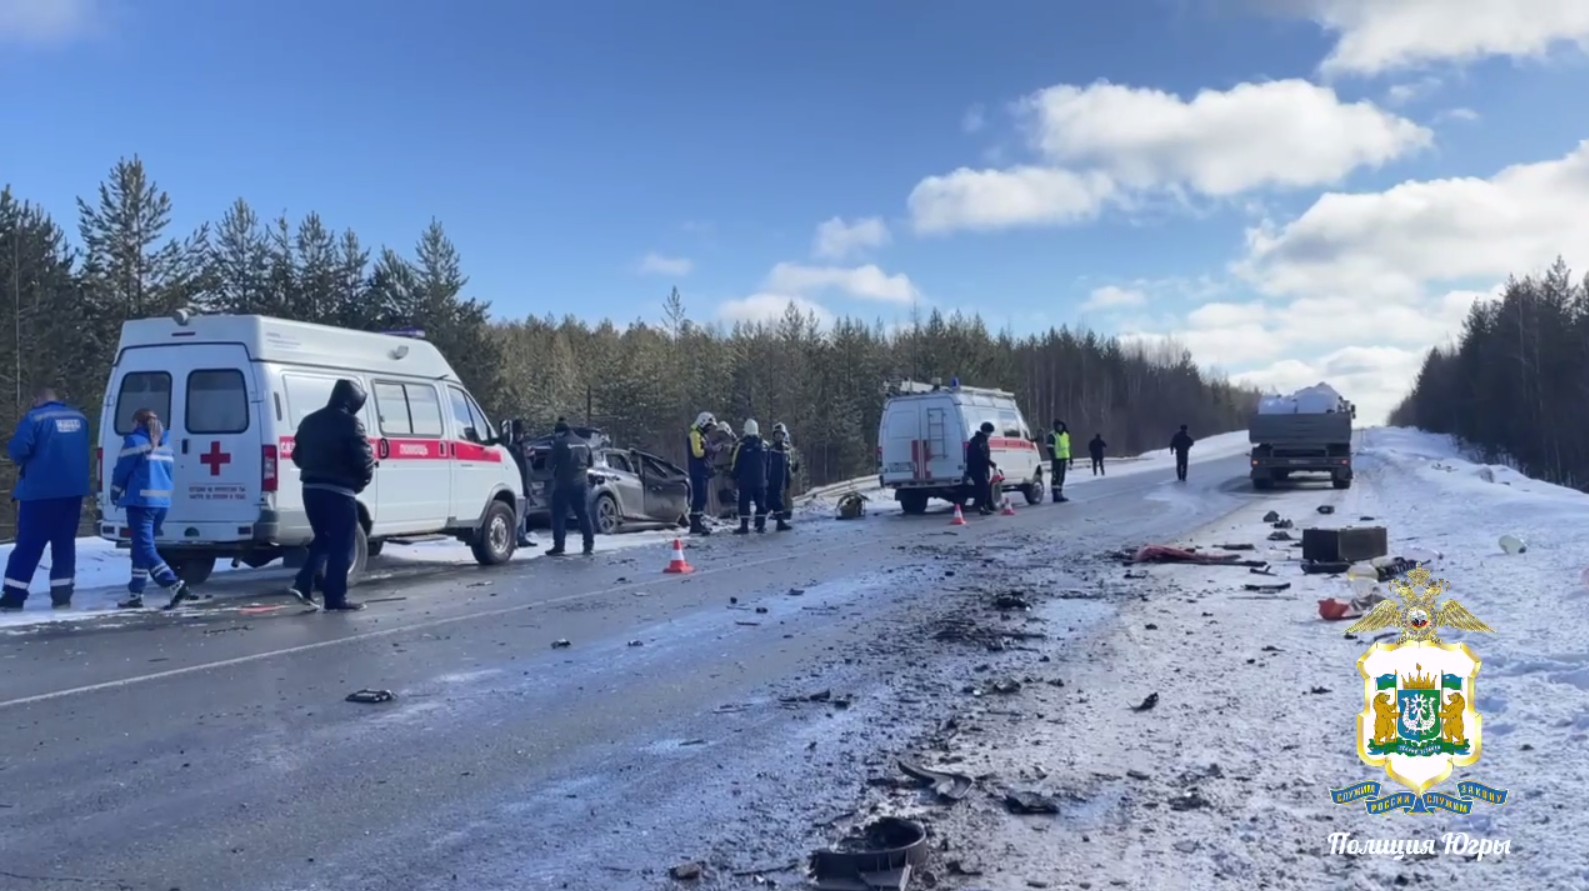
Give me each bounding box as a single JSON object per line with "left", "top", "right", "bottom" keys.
{"left": 594, "top": 493, "right": 621, "bottom": 535}
{"left": 470, "top": 500, "right": 517, "bottom": 565}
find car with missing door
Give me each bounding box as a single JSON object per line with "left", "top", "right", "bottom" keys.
{"left": 519, "top": 426, "right": 690, "bottom": 534}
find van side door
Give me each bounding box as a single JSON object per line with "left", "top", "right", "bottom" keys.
{"left": 444, "top": 386, "right": 503, "bottom": 525}
{"left": 369, "top": 380, "right": 449, "bottom": 534}
{"left": 279, "top": 371, "right": 380, "bottom": 537}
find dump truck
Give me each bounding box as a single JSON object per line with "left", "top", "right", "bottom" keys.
{"left": 1248, "top": 384, "right": 1356, "bottom": 490}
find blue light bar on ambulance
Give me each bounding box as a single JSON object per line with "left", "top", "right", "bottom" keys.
{"left": 950, "top": 377, "right": 960, "bottom": 389}
{"left": 381, "top": 328, "right": 428, "bottom": 339}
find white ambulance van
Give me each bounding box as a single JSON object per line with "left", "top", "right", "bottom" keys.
{"left": 876, "top": 379, "right": 1045, "bottom": 514}
{"left": 96, "top": 311, "right": 522, "bottom": 586}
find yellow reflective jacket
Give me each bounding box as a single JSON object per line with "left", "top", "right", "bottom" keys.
{"left": 1050, "top": 431, "right": 1071, "bottom": 460}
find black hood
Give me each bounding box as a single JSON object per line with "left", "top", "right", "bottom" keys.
{"left": 329, "top": 378, "right": 367, "bottom": 413}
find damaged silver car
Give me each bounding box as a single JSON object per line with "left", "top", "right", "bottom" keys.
{"left": 517, "top": 426, "right": 691, "bottom": 534}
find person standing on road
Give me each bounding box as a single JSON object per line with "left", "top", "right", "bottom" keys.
{"left": 766, "top": 422, "right": 795, "bottom": 532}
{"left": 507, "top": 421, "right": 538, "bottom": 549}
{"left": 1170, "top": 424, "right": 1195, "bottom": 482}
{"left": 287, "top": 379, "right": 375, "bottom": 612}
{"left": 1088, "top": 434, "right": 1108, "bottom": 476}
{"left": 965, "top": 421, "right": 995, "bottom": 516}
{"left": 111, "top": 410, "right": 197, "bottom": 610}
{"left": 546, "top": 418, "right": 595, "bottom": 556}
{"left": 1048, "top": 420, "right": 1073, "bottom": 503}
{"left": 1, "top": 386, "right": 92, "bottom": 613}
{"left": 685, "top": 411, "right": 715, "bottom": 536}
{"left": 730, "top": 419, "right": 768, "bottom": 534}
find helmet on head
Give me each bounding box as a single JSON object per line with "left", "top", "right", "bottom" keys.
{"left": 743, "top": 419, "right": 761, "bottom": 437}
{"left": 772, "top": 422, "right": 788, "bottom": 440}
{"left": 695, "top": 411, "right": 716, "bottom": 429}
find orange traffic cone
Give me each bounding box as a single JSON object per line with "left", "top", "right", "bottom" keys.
{"left": 663, "top": 538, "right": 695, "bottom": 574}
{"left": 950, "top": 504, "right": 967, "bottom": 526}
{"left": 1001, "top": 498, "right": 1017, "bottom": 516}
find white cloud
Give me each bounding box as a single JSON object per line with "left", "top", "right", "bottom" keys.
{"left": 961, "top": 104, "right": 987, "bottom": 134}
{"left": 764, "top": 262, "right": 920, "bottom": 304}
{"left": 1082, "top": 285, "right": 1148, "bottom": 311}
{"left": 909, "top": 166, "right": 1115, "bottom": 234}
{"left": 1020, "top": 79, "right": 1431, "bottom": 196}
{"left": 1384, "top": 76, "right": 1442, "bottom": 106}
{"left": 811, "top": 216, "right": 891, "bottom": 261}
{"left": 1435, "top": 107, "right": 1481, "bottom": 123}
{"left": 0, "top": 0, "right": 102, "bottom": 44}
{"left": 637, "top": 252, "right": 693, "bottom": 277}
{"left": 1236, "top": 141, "right": 1589, "bottom": 301}
{"left": 1303, "top": 0, "right": 1589, "bottom": 76}
{"left": 908, "top": 80, "right": 1428, "bottom": 235}
{"left": 717, "top": 293, "right": 834, "bottom": 327}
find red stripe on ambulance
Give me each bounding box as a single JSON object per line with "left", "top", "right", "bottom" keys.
{"left": 278, "top": 436, "right": 503, "bottom": 463}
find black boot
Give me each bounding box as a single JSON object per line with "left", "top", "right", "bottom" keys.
{"left": 733, "top": 518, "right": 750, "bottom": 535}
{"left": 582, "top": 538, "right": 595, "bottom": 556}
{"left": 162, "top": 582, "right": 197, "bottom": 611}
{"left": 776, "top": 518, "right": 792, "bottom": 532}
{"left": 117, "top": 593, "right": 145, "bottom": 609}
{"left": 689, "top": 514, "right": 712, "bottom": 536}
{"left": 754, "top": 515, "right": 767, "bottom": 533}
{"left": 1051, "top": 489, "right": 1062, "bottom": 504}
{"left": 51, "top": 586, "right": 73, "bottom": 609}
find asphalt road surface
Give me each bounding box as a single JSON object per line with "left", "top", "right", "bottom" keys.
{"left": 1, "top": 455, "right": 1261, "bottom": 891}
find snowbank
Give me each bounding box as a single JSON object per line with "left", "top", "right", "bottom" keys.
{"left": 945, "top": 425, "right": 1587, "bottom": 887}
{"left": 0, "top": 529, "right": 677, "bottom": 631}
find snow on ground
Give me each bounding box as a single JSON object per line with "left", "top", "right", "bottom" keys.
{"left": 801, "top": 428, "right": 1254, "bottom": 515}
{"left": 884, "top": 426, "right": 1589, "bottom": 889}
{"left": 0, "top": 527, "right": 679, "bottom": 631}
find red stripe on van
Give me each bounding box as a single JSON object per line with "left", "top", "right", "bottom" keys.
{"left": 989, "top": 437, "right": 1037, "bottom": 450}
{"left": 278, "top": 436, "right": 503, "bottom": 463}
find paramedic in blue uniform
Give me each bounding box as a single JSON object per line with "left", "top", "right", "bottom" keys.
{"left": 287, "top": 379, "right": 375, "bottom": 611}
{"left": 1, "top": 387, "right": 92, "bottom": 612}
{"left": 686, "top": 411, "right": 715, "bottom": 536}
{"left": 729, "top": 419, "right": 769, "bottom": 534}
{"left": 766, "top": 422, "right": 795, "bottom": 532}
{"left": 546, "top": 418, "right": 595, "bottom": 556}
{"left": 111, "top": 409, "right": 196, "bottom": 610}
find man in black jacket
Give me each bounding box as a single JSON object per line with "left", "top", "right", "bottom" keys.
{"left": 965, "top": 421, "right": 995, "bottom": 515}
{"left": 1169, "top": 424, "right": 1195, "bottom": 482}
{"left": 287, "top": 379, "right": 375, "bottom": 611}
{"left": 547, "top": 418, "right": 595, "bottom": 556}
{"left": 1088, "top": 434, "right": 1108, "bottom": 476}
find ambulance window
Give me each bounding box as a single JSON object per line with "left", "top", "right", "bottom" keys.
{"left": 283, "top": 375, "right": 337, "bottom": 428}
{"left": 463, "top": 392, "right": 496, "bottom": 442}
{"left": 997, "top": 410, "right": 1022, "bottom": 438}
{"left": 885, "top": 409, "right": 917, "bottom": 438}
{"left": 404, "top": 384, "right": 444, "bottom": 437}
{"left": 373, "top": 382, "right": 412, "bottom": 436}
{"left": 447, "top": 387, "right": 478, "bottom": 441}
{"left": 186, "top": 370, "right": 249, "bottom": 434}
{"left": 115, "top": 372, "right": 171, "bottom": 435}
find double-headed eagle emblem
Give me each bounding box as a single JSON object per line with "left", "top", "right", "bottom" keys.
{"left": 1346, "top": 568, "right": 1494, "bottom": 644}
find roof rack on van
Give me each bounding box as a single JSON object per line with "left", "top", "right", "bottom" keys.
{"left": 884, "top": 378, "right": 1015, "bottom": 399}
{"left": 380, "top": 328, "right": 428, "bottom": 340}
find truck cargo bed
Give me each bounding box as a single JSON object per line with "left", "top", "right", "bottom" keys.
{"left": 1248, "top": 412, "right": 1352, "bottom": 445}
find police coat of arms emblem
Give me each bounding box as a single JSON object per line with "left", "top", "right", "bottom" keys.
{"left": 1330, "top": 568, "right": 1508, "bottom": 814}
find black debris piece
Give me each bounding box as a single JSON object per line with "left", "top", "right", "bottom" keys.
{"left": 1262, "top": 510, "right": 1280, "bottom": 523}
{"left": 1004, "top": 791, "right": 1061, "bottom": 814}
{"left": 1309, "top": 686, "right": 1330, "bottom": 694}
{"left": 1216, "top": 543, "right": 1256, "bottom": 551}
{"left": 994, "top": 592, "right": 1032, "bottom": 610}
{"left": 1267, "top": 531, "right": 1293, "bottom": 541}
{"left": 898, "top": 758, "right": 974, "bottom": 801}
{"left": 669, "top": 862, "right": 705, "bottom": 881}
{"left": 344, "top": 689, "right": 394, "bottom": 704}
{"left": 1132, "top": 692, "right": 1159, "bottom": 712}
{"left": 1168, "top": 792, "right": 1212, "bottom": 811}
{"left": 1317, "top": 505, "right": 1335, "bottom": 514}
{"left": 780, "top": 689, "right": 834, "bottom": 704}
{"left": 1243, "top": 582, "right": 1291, "bottom": 593}
{"left": 551, "top": 639, "right": 572, "bottom": 649}
{"left": 810, "top": 817, "right": 927, "bottom": 891}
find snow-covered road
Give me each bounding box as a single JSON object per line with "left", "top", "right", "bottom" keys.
{"left": 862, "top": 427, "right": 1588, "bottom": 889}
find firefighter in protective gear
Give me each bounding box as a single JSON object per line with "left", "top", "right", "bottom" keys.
{"left": 686, "top": 411, "right": 716, "bottom": 535}
{"left": 730, "top": 419, "right": 769, "bottom": 534}
{"left": 1049, "top": 420, "right": 1073, "bottom": 503}
{"left": 112, "top": 409, "right": 197, "bottom": 610}
{"left": 1, "top": 387, "right": 92, "bottom": 612}
{"left": 767, "top": 422, "right": 796, "bottom": 532}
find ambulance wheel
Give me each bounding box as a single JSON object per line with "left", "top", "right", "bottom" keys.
{"left": 471, "top": 500, "right": 517, "bottom": 566}
{"left": 366, "top": 539, "right": 385, "bottom": 558}
{"left": 312, "top": 524, "right": 369, "bottom": 587}
{"left": 1023, "top": 482, "right": 1043, "bottom": 506}
{"left": 166, "top": 555, "right": 215, "bottom": 586}
{"left": 899, "top": 491, "right": 928, "bottom": 515}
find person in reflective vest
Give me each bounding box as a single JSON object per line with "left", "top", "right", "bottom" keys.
{"left": 1049, "top": 420, "right": 1073, "bottom": 503}
{"left": 111, "top": 409, "right": 196, "bottom": 610}
{"left": 1, "top": 387, "right": 92, "bottom": 612}
{"left": 686, "top": 411, "right": 716, "bottom": 535}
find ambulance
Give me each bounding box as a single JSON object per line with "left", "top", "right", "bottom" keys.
{"left": 95, "top": 311, "right": 522, "bottom": 586}
{"left": 876, "top": 379, "right": 1045, "bottom": 514}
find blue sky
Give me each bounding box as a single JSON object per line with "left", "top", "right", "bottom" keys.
{"left": 3, "top": 0, "right": 1589, "bottom": 421}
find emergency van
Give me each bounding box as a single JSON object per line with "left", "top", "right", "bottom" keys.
{"left": 877, "top": 379, "right": 1045, "bottom": 514}
{"left": 95, "top": 311, "right": 522, "bottom": 586}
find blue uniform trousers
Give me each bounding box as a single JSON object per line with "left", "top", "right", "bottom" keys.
{"left": 3, "top": 496, "right": 82, "bottom": 605}
{"left": 292, "top": 487, "right": 359, "bottom": 608}
{"left": 125, "top": 506, "right": 182, "bottom": 593}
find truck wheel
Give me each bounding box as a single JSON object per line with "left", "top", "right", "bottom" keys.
{"left": 470, "top": 501, "right": 517, "bottom": 566}
{"left": 593, "top": 493, "right": 621, "bottom": 535}
{"left": 899, "top": 491, "right": 929, "bottom": 515}
{"left": 1253, "top": 477, "right": 1274, "bottom": 491}
{"left": 1332, "top": 478, "right": 1352, "bottom": 490}
{"left": 165, "top": 555, "right": 215, "bottom": 587}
